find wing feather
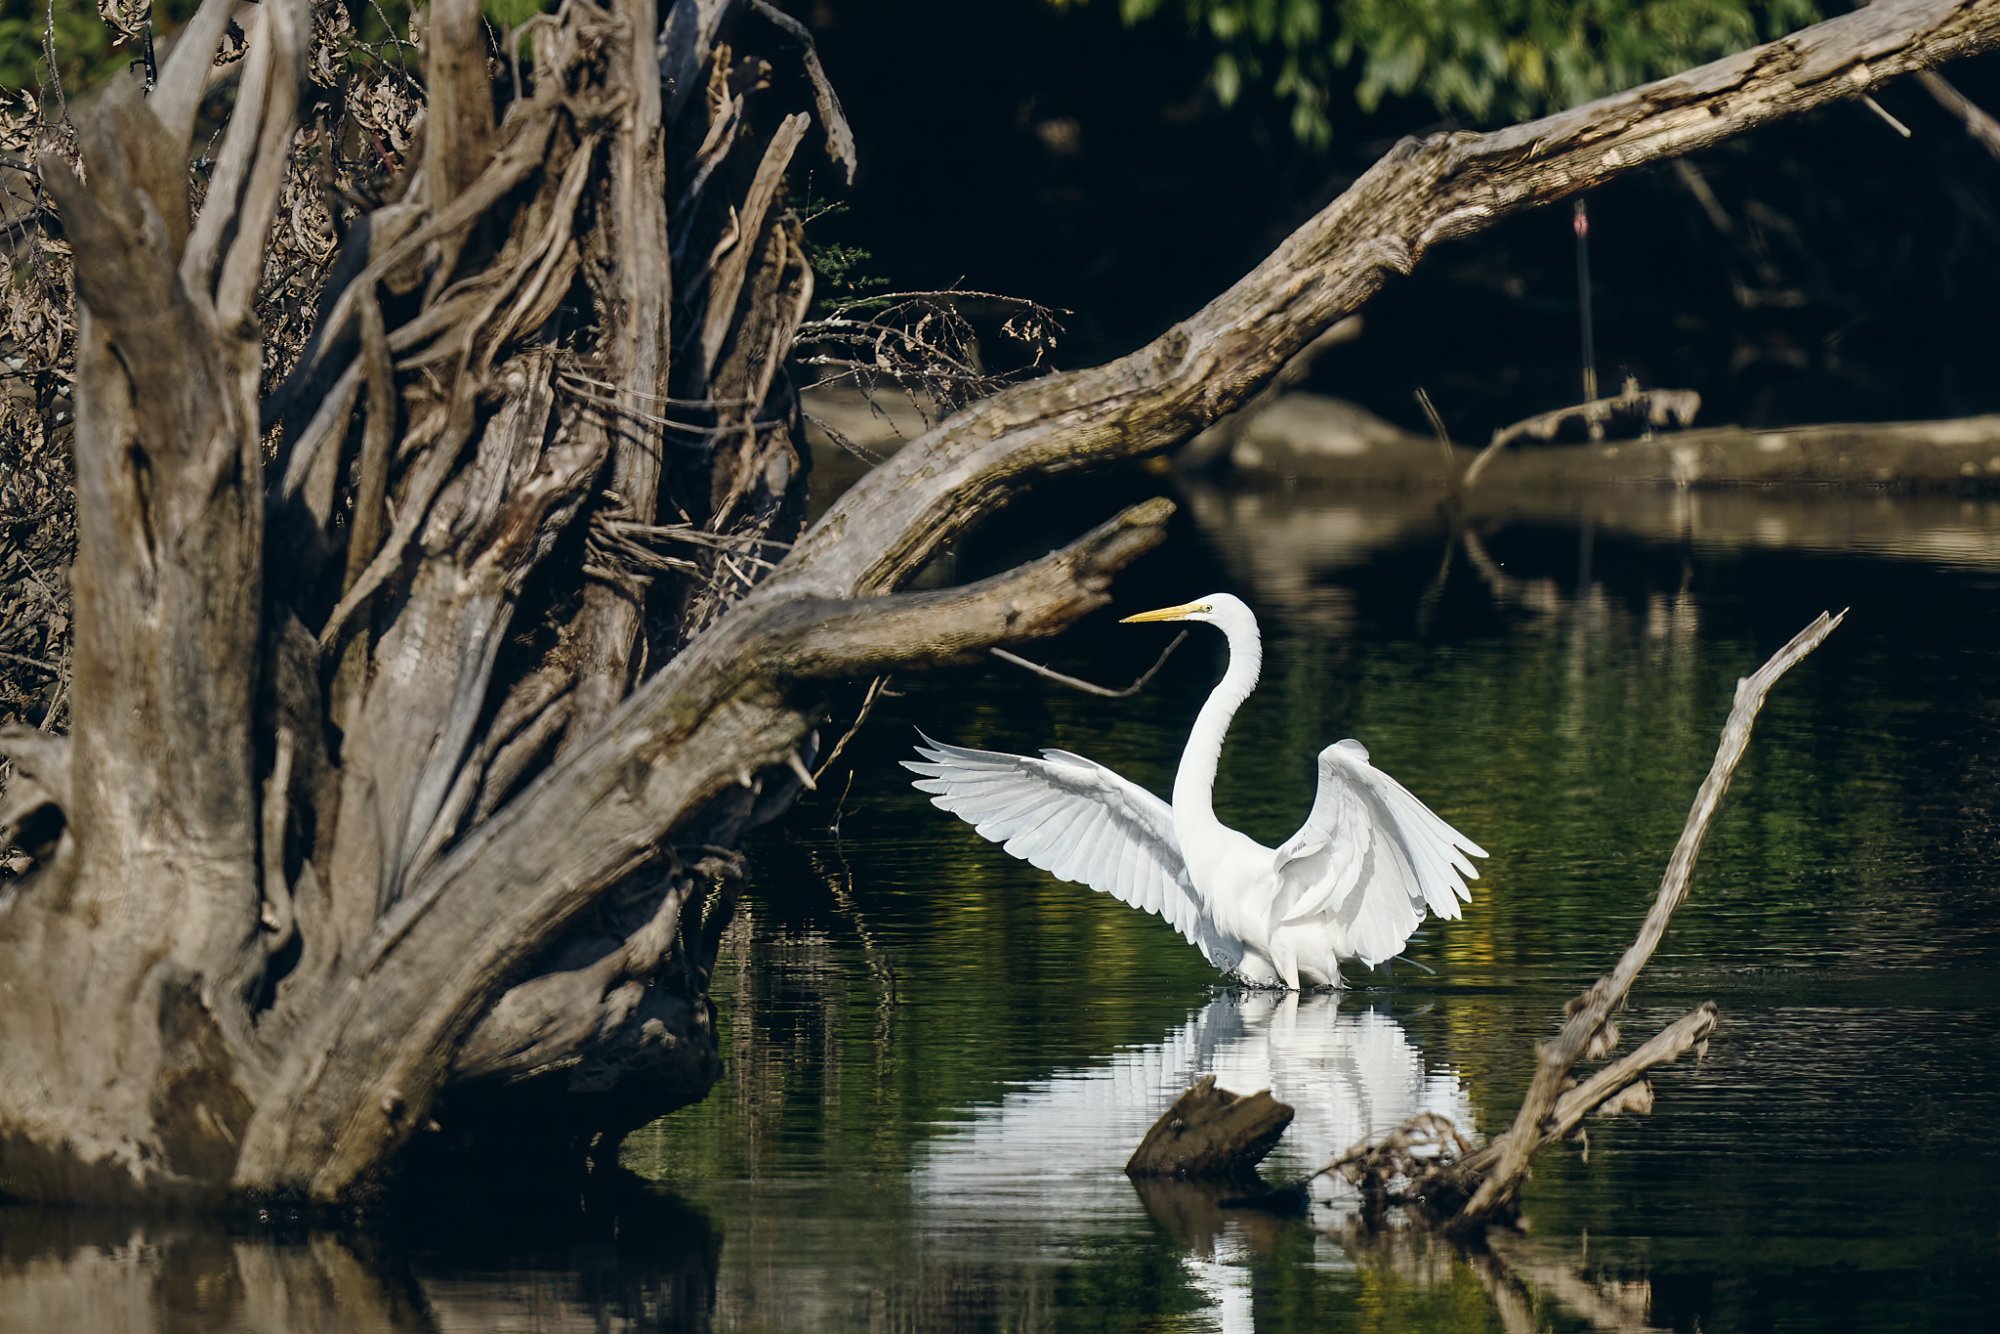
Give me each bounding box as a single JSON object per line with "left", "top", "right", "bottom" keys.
{"left": 905, "top": 732, "right": 1219, "bottom": 957}
{"left": 1274, "top": 739, "right": 1486, "bottom": 968}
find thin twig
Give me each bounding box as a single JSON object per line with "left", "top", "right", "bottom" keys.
{"left": 0, "top": 650, "right": 61, "bottom": 675}
{"left": 811, "top": 675, "right": 887, "bottom": 784}
{"left": 1415, "top": 387, "right": 1453, "bottom": 450}
{"left": 37, "top": 680, "right": 65, "bottom": 733}
{"left": 1860, "top": 93, "right": 1914, "bottom": 137}
{"left": 990, "top": 631, "right": 1188, "bottom": 698}
{"left": 42, "top": 0, "right": 68, "bottom": 121}
{"left": 556, "top": 368, "right": 759, "bottom": 408}
{"left": 803, "top": 412, "right": 884, "bottom": 466}
{"left": 1415, "top": 386, "right": 1459, "bottom": 497}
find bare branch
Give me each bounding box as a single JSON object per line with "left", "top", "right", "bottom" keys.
{"left": 811, "top": 674, "right": 887, "bottom": 784}
{"left": 1466, "top": 383, "right": 1703, "bottom": 489}
{"left": 750, "top": 0, "right": 857, "bottom": 183}
{"left": 990, "top": 630, "right": 1188, "bottom": 699}
{"left": 148, "top": 0, "right": 238, "bottom": 145}
{"left": 1917, "top": 69, "right": 2000, "bottom": 158}
{"left": 1453, "top": 611, "right": 1846, "bottom": 1228}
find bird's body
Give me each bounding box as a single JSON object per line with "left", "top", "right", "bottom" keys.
{"left": 905, "top": 594, "right": 1485, "bottom": 988}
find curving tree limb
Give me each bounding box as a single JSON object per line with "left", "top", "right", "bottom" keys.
{"left": 779, "top": 0, "right": 2000, "bottom": 600}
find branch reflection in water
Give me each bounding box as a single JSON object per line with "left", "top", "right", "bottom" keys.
{"left": 0, "top": 1185, "right": 722, "bottom": 1333}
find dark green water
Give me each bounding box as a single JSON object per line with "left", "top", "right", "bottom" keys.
{"left": 6, "top": 485, "right": 1998, "bottom": 1330}
{"left": 629, "top": 485, "right": 2000, "bottom": 1332}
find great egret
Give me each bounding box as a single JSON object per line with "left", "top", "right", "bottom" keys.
{"left": 905, "top": 594, "right": 1486, "bottom": 987}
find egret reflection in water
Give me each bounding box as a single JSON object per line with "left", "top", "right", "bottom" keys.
{"left": 913, "top": 990, "right": 1473, "bottom": 1225}
{"left": 910, "top": 992, "right": 1473, "bottom": 1332}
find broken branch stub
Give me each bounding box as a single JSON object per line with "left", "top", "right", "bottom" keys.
{"left": 1128, "top": 1076, "right": 1297, "bottom": 1180}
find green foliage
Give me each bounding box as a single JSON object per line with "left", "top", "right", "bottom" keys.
{"left": 0, "top": 2, "right": 557, "bottom": 97}
{"left": 480, "top": 0, "right": 553, "bottom": 28}
{"left": 1061, "top": 0, "right": 1821, "bottom": 144}
{"left": 795, "top": 193, "right": 889, "bottom": 298}
{"left": 0, "top": 1, "right": 200, "bottom": 93}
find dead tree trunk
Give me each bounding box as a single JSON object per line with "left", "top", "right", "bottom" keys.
{"left": 0, "top": 0, "right": 1993, "bottom": 1207}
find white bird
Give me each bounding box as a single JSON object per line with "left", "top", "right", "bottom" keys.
{"left": 905, "top": 593, "right": 1486, "bottom": 988}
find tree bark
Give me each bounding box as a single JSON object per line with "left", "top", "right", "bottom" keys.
{"left": 1, "top": 0, "right": 1991, "bottom": 1208}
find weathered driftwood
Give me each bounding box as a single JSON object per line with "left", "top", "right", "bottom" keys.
{"left": 1316, "top": 613, "right": 1843, "bottom": 1235}
{"left": 1446, "top": 610, "right": 1845, "bottom": 1229}
{"left": 1181, "top": 393, "right": 2000, "bottom": 491}
{"left": 0, "top": 0, "right": 1982, "bottom": 1209}
{"left": 1464, "top": 382, "right": 1704, "bottom": 488}
{"left": 1127, "top": 1076, "right": 1295, "bottom": 1179}
{"left": 1, "top": 0, "right": 1104, "bottom": 1206}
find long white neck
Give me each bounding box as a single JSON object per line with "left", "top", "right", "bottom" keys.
{"left": 1172, "top": 613, "right": 1262, "bottom": 834}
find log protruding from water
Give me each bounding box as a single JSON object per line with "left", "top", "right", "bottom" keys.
{"left": 1126, "top": 1076, "right": 1295, "bottom": 1179}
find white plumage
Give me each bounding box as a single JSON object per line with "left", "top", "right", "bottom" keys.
{"left": 906, "top": 593, "right": 1486, "bottom": 987}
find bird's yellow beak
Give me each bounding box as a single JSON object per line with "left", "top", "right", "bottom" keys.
{"left": 1121, "top": 600, "right": 1207, "bottom": 624}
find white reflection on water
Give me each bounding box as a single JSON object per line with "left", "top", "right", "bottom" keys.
{"left": 913, "top": 991, "right": 1473, "bottom": 1329}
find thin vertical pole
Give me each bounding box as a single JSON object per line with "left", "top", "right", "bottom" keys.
{"left": 1576, "top": 198, "right": 1592, "bottom": 414}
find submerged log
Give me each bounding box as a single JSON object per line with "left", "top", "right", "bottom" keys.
{"left": 1126, "top": 1076, "right": 1295, "bottom": 1179}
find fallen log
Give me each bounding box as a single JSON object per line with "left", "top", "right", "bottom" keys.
{"left": 1182, "top": 393, "right": 2000, "bottom": 491}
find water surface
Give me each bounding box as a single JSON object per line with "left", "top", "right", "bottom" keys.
{"left": 6, "top": 483, "right": 1998, "bottom": 1331}
{"left": 634, "top": 482, "right": 2000, "bottom": 1331}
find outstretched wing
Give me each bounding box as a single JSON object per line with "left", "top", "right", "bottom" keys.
{"left": 1272, "top": 739, "right": 1486, "bottom": 968}
{"left": 904, "top": 732, "right": 1219, "bottom": 958}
